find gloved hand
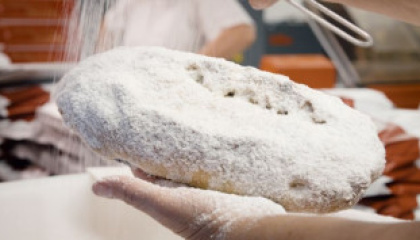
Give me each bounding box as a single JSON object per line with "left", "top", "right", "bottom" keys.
{"left": 92, "top": 168, "right": 286, "bottom": 240}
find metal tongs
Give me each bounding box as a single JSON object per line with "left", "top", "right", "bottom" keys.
{"left": 286, "top": 0, "right": 373, "bottom": 47}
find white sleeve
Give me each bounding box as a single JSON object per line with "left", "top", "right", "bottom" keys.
{"left": 196, "top": 0, "right": 255, "bottom": 41}
{"left": 104, "top": 0, "right": 130, "bottom": 33}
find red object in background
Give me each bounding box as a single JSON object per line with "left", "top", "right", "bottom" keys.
{"left": 339, "top": 97, "right": 355, "bottom": 108}
{"left": 360, "top": 195, "right": 418, "bottom": 220}
{"left": 260, "top": 54, "right": 336, "bottom": 89}
{"left": 0, "top": 0, "right": 74, "bottom": 63}
{"left": 0, "top": 86, "right": 50, "bottom": 122}
{"left": 369, "top": 83, "right": 420, "bottom": 109}
{"left": 3, "top": 44, "right": 67, "bottom": 63}
{"left": 268, "top": 34, "right": 294, "bottom": 47}
{"left": 384, "top": 139, "right": 420, "bottom": 174}
{"left": 378, "top": 124, "right": 420, "bottom": 175}
{"left": 0, "top": 0, "right": 74, "bottom": 19}
{"left": 0, "top": 19, "right": 67, "bottom": 45}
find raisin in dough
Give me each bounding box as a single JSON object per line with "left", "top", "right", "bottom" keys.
{"left": 54, "top": 47, "right": 385, "bottom": 213}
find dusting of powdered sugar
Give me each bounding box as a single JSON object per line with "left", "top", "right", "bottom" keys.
{"left": 196, "top": 193, "right": 286, "bottom": 240}
{"left": 156, "top": 180, "right": 286, "bottom": 240}
{"left": 54, "top": 47, "right": 386, "bottom": 213}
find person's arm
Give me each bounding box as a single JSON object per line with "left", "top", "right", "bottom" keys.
{"left": 93, "top": 171, "right": 420, "bottom": 240}
{"left": 234, "top": 215, "right": 420, "bottom": 240}
{"left": 328, "top": 0, "right": 420, "bottom": 25}
{"left": 249, "top": 0, "right": 420, "bottom": 25}
{"left": 199, "top": 24, "right": 256, "bottom": 59}
{"left": 196, "top": 0, "right": 256, "bottom": 60}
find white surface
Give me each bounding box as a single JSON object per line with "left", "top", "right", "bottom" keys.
{"left": 363, "top": 176, "right": 392, "bottom": 198}
{"left": 0, "top": 52, "right": 11, "bottom": 67}
{"left": 325, "top": 88, "right": 420, "bottom": 138}
{"left": 0, "top": 120, "right": 40, "bottom": 140}
{"left": 374, "top": 109, "right": 420, "bottom": 138}
{"left": 0, "top": 167, "right": 182, "bottom": 240}
{"left": 416, "top": 195, "right": 420, "bottom": 220}
{"left": 324, "top": 88, "right": 394, "bottom": 112}
{"left": 0, "top": 95, "right": 10, "bottom": 117}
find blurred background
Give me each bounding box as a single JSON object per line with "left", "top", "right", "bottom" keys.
{"left": 0, "top": 0, "right": 420, "bottom": 222}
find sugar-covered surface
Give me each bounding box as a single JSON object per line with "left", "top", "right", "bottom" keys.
{"left": 54, "top": 47, "right": 385, "bottom": 213}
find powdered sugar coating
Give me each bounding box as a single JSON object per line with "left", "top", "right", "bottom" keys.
{"left": 155, "top": 180, "right": 287, "bottom": 240}
{"left": 54, "top": 47, "right": 385, "bottom": 213}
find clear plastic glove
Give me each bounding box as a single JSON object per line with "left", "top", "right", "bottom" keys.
{"left": 92, "top": 169, "right": 286, "bottom": 240}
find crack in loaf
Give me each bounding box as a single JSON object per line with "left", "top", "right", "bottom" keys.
{"left": 53, "top": 47, "right": 385, "bottom": 213}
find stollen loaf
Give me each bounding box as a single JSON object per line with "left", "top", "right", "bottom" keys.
{"left": 54, "top": 47, "right": 385, "bottom": 213}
